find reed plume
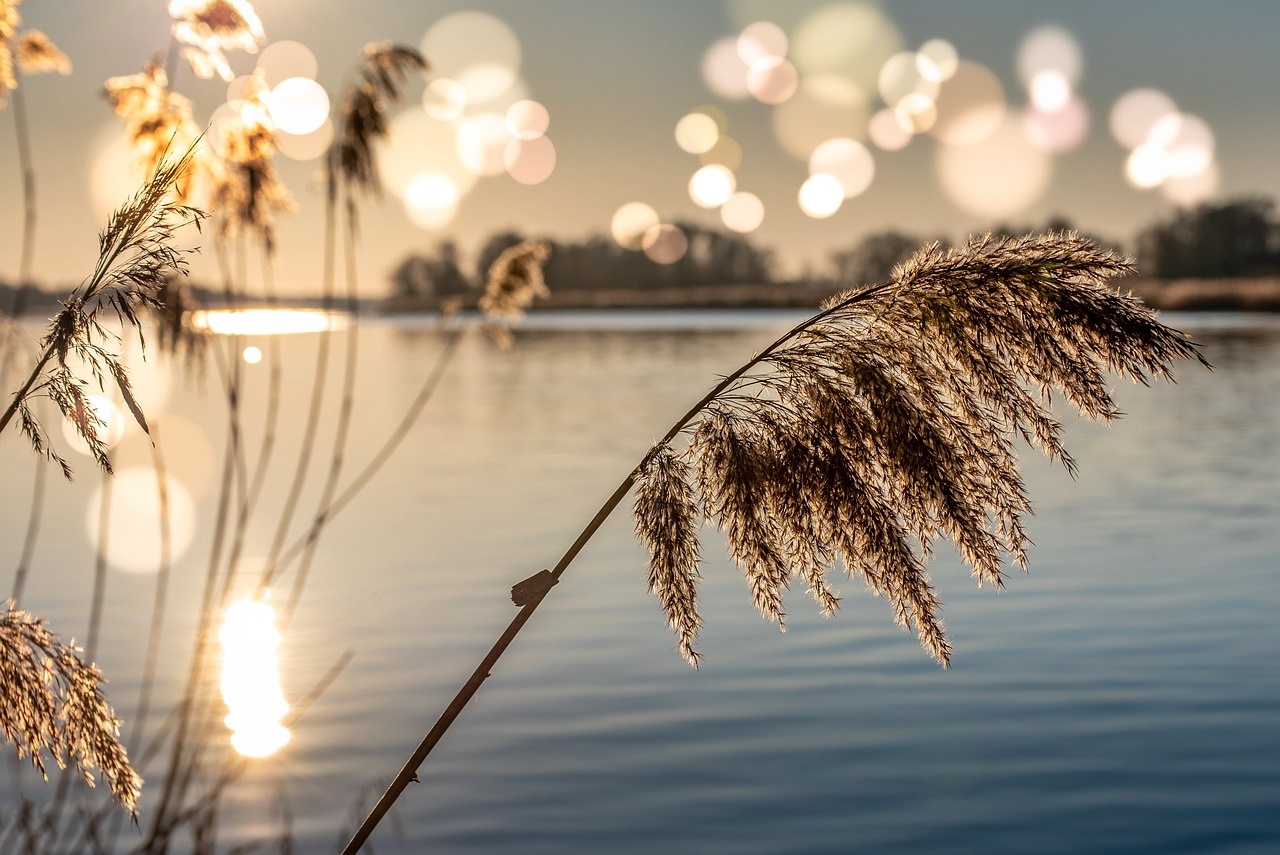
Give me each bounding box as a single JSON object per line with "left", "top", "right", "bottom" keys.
{"left": 0, "top": 604, "right": 142, "bottom": 813}
{"left": 0, "top": 0, "right": 17, "bottom": 106}
{"left": 103, "top": 61, "right": 201, "bottom": 200}
{"left": 327, "top": 42, "right": 428, "bottom": 204}
{"left": 168, "top": 0, "right": 264, "bottom": 82}
{"left": 207, "top": 70, "right": 293, "bottom": 253}
{"left": 342, "top": 230, "right": 1209, "bottom": 853}
{"left": 0, "top": 145, "right": 205, "bottom": 477}
{"left": 633, "top": 232, "right": 1207, "bottom": 666}
{"left": 14, "top": 28, "right": 69, "bottom": 75}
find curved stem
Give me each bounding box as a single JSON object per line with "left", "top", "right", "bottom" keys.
{"left": 264, "top": 321, "right": 465, "bottom": 601}
{"left": 277, "top": 195, "right": 361, "bottom": 622}
{"left": 339, "top": 283, "right": 890, "bottom": 853}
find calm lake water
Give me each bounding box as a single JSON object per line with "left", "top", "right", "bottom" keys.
{"left": 2, "top": 310, "right": 1278, "bottom": 853}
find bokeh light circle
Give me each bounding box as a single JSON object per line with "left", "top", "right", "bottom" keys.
{"left": 702, "top": 36, "right": 751, "bottom": 100}
{"left": 506, "top": 99, "right": 550, "bottom": 140}
{"left": 612, "top": 202, "right": 660, "bottom": 250}
{"left": 456, "top": 112, "right": 512, "bottom": 176}
{"left": 772, "top": 74, "right": 869, "bottom": 161}
{"left": 879, "top": 51, "right": 940, "bottom": 108}
{"left": 420, "top": 12, "right": 522, "bottom": 104}
{"left": 267, "top": 77, "right": 330, "bottom": 135}
{"left": 791, "top": 3, "right": 902, "bottom": 92}
{"left": 504, "top": 135, "right": 556, "bottom": 185}
{"left": 1023, "top": 96, "right": 1089, "bottom": 153}
{"left": 1155, "top": 113, "right": 1215, "bottom": 178}
{"left": 642, "top": 224, "right": 689, "bottom": 264}
{"left": 917, "top": 38, "right": 959, "bottom": 82}
{"left": 1162, "top": 161, "right": 1220, "bottom": 206}
{"left": 87, "top": 469, "right": 197, "bottom": 574}
{"left": 799, "top": 174, "right": 844, "bottom": 219}
{"left": 1029, "top": 70, "right": 1071, "bottom": 113}
{"left": 423, "top": 78, "right": 468, "bottom": 121}
{"left": 721, "top": 191, "right": 765, "bottom": 233}
{"left": 376, "top": 109, "right": 477, "bottom": 201}
{"left": 895, "top": 92, "right": 937, "bottom": 134}
{"left": 689, "top": 164, "right": 736, "bottom": 208}
{"left": 1017, "top": 25, "right": 1082, "bottom": 86}
{"left": 62, "top": 395, "right": 126, "bottom": 456}
{"left": 737, "top": 21, "right": 788, "bottom": 65}
{"left": 747, "top": 56, "right": 799, "bottom": 105}
{"left": 276, "top": 118, "right": 334, "bottom": 161}
{"left": 868, "top": 107, "right": 912, "bottom": 151}
{"left": 809, "top": 138, "right": 874, "bottom": 199}
{"left": 700, "top": 136, "right": 743, "bottom": 170}
{"left": 936, "top": 116, "right": 1052, "bottom": 217}
{"left": 1109, "top": 88, "right": 1178, "bottom": 149}
{"left": 1126, "top": 144, "right": 1173, "bottom": 188}
{"left": 675, "top": 111, "right": 721, "bottom": 154}
{"left": 256, "top": 40, "right": 318, "bottom": 88}
{"left": 930, "top": 60, "right": 1006, "bottom": 146}
{"left": 404, "top": 172, "right": 460, "bottom": 229}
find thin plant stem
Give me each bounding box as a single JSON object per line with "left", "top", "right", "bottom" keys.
{"left": 100, "top": 422, "right": 176, "bottom": 853}
{"left": 338, "top": 285, "right": 889, "bottom": 853}
{"left": 131, "top": 422, "right": 174, "bottom": 746}
{"left": 10, "top": 429, "right": 47, "bottom": 605}
{"left": 8, "top": 82, "right": 38, "bottom": 319}
{"left": 263, "top": 201, "right": 338, "bottom": 573}
{"left": 142, "top": 396, "right": 239, "bottom": 852}
{"left": 266, "top": 323, "right": 464, "bottom": 607}
{"left": 277, "top": 196, "right": 360, "bottom": 619}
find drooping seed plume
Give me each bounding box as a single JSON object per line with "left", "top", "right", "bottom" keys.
{"left": 103, "top": 60, "right": 201, "bottom": 198}
{"left": 632, "top": 232, "right": 1208, "bottom": 667}
{"left": 0, "top": 604, "right": 142, "bottom": 814}
{"left": 168, "top": 0, "right": 265, "bottom": 82}
{"left": 328, "top": 42, "right": 428, "bottom": 204}
{"left": 0, "top": 145, "right": 205, "bottom": 477}
{"left": 208, "top": 70, "right": 294, "bottom": 252}
{"left": 634, "top": 445, "right": 703, "bottom": 666}
{"left": 15, "top": 29, "right": 70, "bottom": 75}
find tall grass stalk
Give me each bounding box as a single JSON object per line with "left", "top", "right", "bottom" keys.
{"left": 340, "top": 232, "right": 1209, "bottom": 852}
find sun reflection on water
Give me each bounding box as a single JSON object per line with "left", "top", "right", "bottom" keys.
{"left": 190, "top": 308, "right": 352, "bottom": 336}
{"left": 219, "top": 599, "right": 290, "bottom": 758}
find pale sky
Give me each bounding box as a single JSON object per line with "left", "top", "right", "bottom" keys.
{"left": 2, "top": 0, "right": 1278, "bottom": 296}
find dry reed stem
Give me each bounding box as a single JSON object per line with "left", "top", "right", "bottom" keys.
{"left": 342, "top": 231, "right": 1209, "bottom": 853}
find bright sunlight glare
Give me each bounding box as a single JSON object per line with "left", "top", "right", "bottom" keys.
{"left": 191, "top": 309, "right": 352, "bottom": 336}
{"left": 220, "top": 600, "right": 290, "bottom": 758}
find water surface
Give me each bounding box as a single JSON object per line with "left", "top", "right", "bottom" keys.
{"left": 2, "top": 311, "right": 1276, "bottom": 853}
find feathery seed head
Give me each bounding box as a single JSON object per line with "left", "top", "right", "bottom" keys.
{"left": 15, "top": 29, "right": 69, "bottom": 75}
{"left": 0, "top": 604, "right": 142, "bottom": 813}
{"left": 209, "top": 70, "right": 294, "bottom": 251}
{"left": 635, "top": 445, "right": 704, "bottom": 666}
{"left": 169, "top": 0, "right": 264, "bottom": 81}
{"left": 103, "top": 61, "right": 202, "bottom": 200}
{"left": 479, "top": 239, "right": 552, "bottom": 321}
{"left": 633, "top": 231, "right": 1204, "bottom": 668}
{"left": 328, "top": 42, "right": 428, "bottom": 203}
{"left": 0, "top": 1, "right": 18, "bottom": 105}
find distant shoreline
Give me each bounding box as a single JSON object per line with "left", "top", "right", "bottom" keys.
{"left": 379, "top": 277, "right": 1280, "bottom": 314}
{"left": 7, "top": 277, "right": 1278, "bottom": 317}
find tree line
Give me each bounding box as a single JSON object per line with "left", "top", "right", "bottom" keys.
{"left": 389, "top": 197, "right": 1280, "bottom": 302}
